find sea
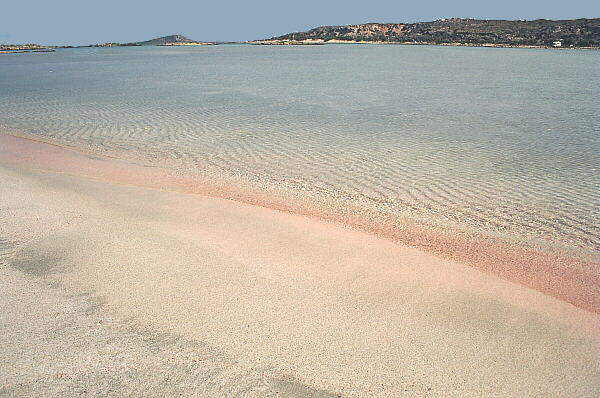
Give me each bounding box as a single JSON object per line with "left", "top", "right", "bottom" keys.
{"left": 1, "top": 44, "right": 598, "bottom": 259}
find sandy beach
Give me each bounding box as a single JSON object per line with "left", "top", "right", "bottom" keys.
{"left": 1, "top": 132, "right": 598, "bottom": 397}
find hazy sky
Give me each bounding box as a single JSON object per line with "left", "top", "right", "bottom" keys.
{"left": 2, "top": 0, "right": 599, "bottom": 45}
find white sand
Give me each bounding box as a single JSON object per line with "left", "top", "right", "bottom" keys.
{"left": 1, "top": 139, "right": 598, "bottom": 396}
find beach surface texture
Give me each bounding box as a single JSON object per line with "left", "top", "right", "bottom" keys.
{"left": 0, "top": 131, "right": 598, "bottom": 397}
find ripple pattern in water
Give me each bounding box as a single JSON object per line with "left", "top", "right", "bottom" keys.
{"left": 1, "top": 45, "right": 598, "bottom": 257}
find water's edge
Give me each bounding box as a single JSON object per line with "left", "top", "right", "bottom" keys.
{"left": 2, "top": 131, "right": 597, "bottom": 313}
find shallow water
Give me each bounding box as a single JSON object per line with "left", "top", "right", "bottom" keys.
{"left": 1, "top": 44, "right": 598, "bottom": 258}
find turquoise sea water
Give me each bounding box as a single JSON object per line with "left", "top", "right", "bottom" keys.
{"left": 1, "top": 45, "right": 598, "bottom": 257}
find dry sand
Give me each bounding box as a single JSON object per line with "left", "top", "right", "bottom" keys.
{"left": 1, "top": 133, "right": 598, "bottom": 397}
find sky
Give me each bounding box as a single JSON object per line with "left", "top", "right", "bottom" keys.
{"left": 2, "top": 0, "right": 599, "bottom": 45}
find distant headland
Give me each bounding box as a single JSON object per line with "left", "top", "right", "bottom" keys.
{"left": 257, "top": 18, "right": 600, "bottom": 48}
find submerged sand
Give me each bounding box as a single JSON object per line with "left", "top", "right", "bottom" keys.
{"left": 0, "top": 133, "right": 598, "bottom": 396}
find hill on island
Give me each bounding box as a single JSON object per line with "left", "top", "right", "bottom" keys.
{"left": 270, "top": 18, "right": 600, "bottom": 47}
{"left": 136, "top": 35, "right": 197, "bottom": 46}
{"left": 90, "top": 35, "right": 212, "bottom": 47}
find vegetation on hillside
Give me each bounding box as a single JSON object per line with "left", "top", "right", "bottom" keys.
{"left": 272, "top": 18, "right": 600, "bottom": 47}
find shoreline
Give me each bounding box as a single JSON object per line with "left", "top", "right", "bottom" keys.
{"left": 251, "top": 39, "right": 599, "bottom": 49}
{"left": 1, "top": 130, "right": 598, "bottom": 396}
{"left": 2, "top": 42, "right": 598, "bottom": 54}
{"left": 1, "top": 130, "right": 598, "bottom": 314}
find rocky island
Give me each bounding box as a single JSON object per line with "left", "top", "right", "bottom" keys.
{"left": 262, "top": 18, "right": 600, "bottom": 48}
{"left": 92, "top": 34, "right": 214, "bottom": 47}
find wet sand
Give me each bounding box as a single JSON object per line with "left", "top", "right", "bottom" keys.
{"left": 1, "top": 132, "right": 598, "bottom": 396}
